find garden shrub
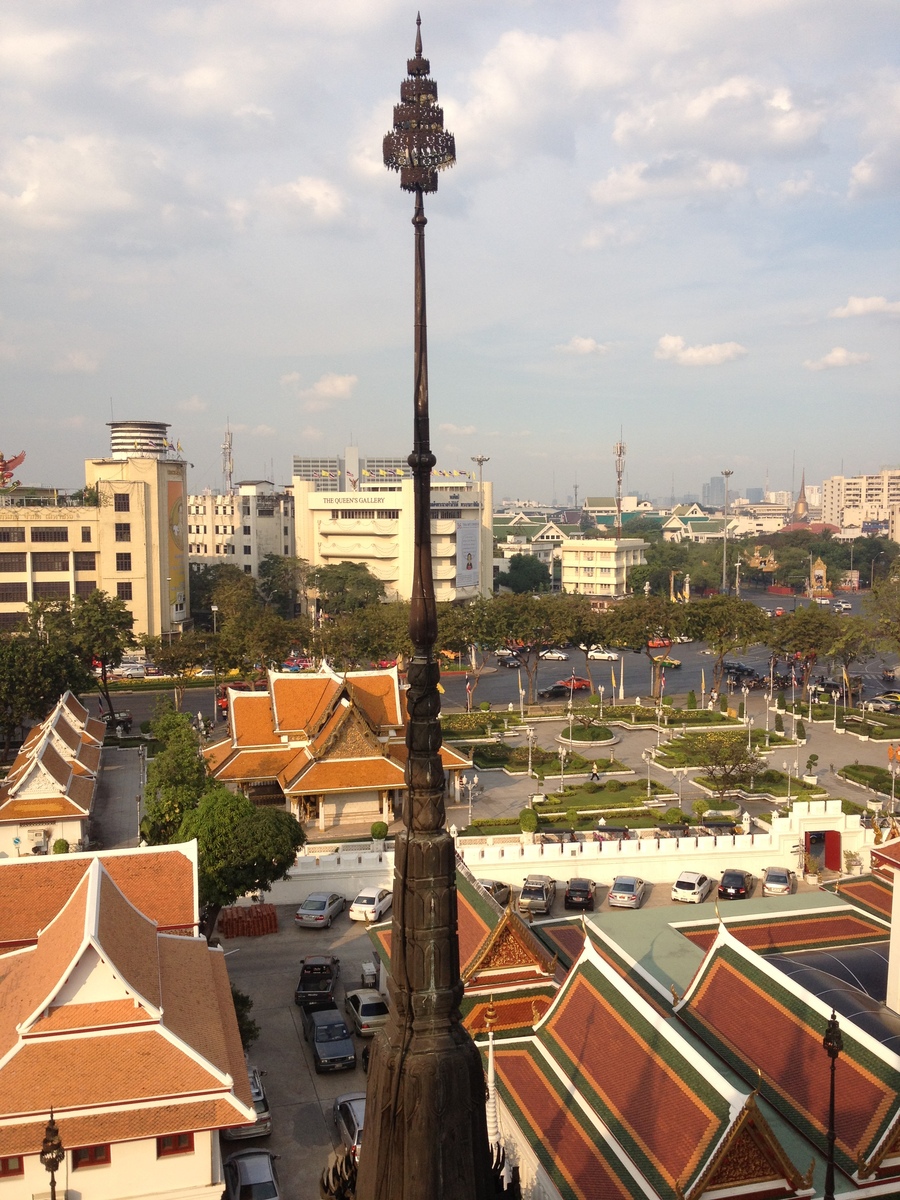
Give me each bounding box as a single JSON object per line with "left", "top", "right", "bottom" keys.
{"left": 582, "top": 782, "right": 600, "bottom": 794}
{"left": 566, "top": 806, "right": 580, "bottom": 826}
{"left": 664, "top": 807, "right": 685, "bottom": 825}
{"left": 52, "top": 838, "right": 69, "bottom": 855}
{"left": 777, "top": 691, "right": 786, "bottom": 711}
{"left": 796, "top": 720, "right": 806, "bottom": 740}
{"left": 686, "top": 690, "right": 697, "bottom": 710}
{"left": 719, "top": 694, "right": 728, "bottom": 712}
{"left": 606, "top": 779, "right": 621, "bottom": 793}
{"left": 370, "top": 821, "right": 388, "bottom": 841}
{"left": 775, "top": 712, "right": 784, "bottom": 733}
{"left": 587, "top": 693, "right": 600, "bottom": 707}
{"left": 479, "top": 700, "right": 491, "bottom": 711}
{"left": 738, "top": 701, "right": 745, "bottom": 720}
{"left": 519, "top": 808, "right": 539, "bottom": 833}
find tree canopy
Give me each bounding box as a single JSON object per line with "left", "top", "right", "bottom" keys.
{"left": 503, "top": 553, "right": 551, "bottom": 594}
{"left": 313, "top": 562, "right": 385, "bottom": 616}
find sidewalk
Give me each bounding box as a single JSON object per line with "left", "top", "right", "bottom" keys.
{"left": 91, "top": 746, "right": 145, "bottom": 849}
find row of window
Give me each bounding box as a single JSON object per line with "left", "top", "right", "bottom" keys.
{"left": 0, "top": 552, "right": 98, "bottom": 572}
{"left": 0, "top": 517, "right": 130, "bottom": 545}
{"left": 0, "top": 581, "right": 132, "bottom": 603}
{"left": 0, "top": 1133, "right": 193, "bottom": 1177}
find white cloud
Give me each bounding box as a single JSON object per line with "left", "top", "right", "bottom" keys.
{"left": 179, "top": 394, "right": 207, "bottom": 412}
{"left": 0, "top": 134, "right": 137, "bottom": 229}
{"left": 51, "top": 350, "right": 99, "bottom": 373}
{"left": 830, "top": 296, "right": 900, "bottom": 318}
{"left": 803, "top": 347, "right": 870, "bottom": 371}
{"left": 439, "top": 423, "right": 476, "bottom": 435}
{"left": 251, "top": 424, "right": 275, "bottom": 436}
{"left": 654, "top": 334, "right": 747, "bottom": 366}
{"left": 299, "top": 426, "right": 324, "bottom": 441}
{"left": 257, "top": 175, "right": 347, "bottom": 224}
{"left": 847, "top": 79, "right": 900, "bottom": 198}
{"left": 281, "top": 371, "right": 358, "bottom": 412}
{"left": 592, "top": 155, "right": 747, "bottom": 207}
{"left": 554, "top": 336, "right": 609, "bottom": 356}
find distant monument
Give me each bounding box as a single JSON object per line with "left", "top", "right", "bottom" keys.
{"left": 790, "top": 470, "right": 810, "bottom": 525}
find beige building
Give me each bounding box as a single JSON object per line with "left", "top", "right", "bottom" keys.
{"left": 291, "top": 467, "right": 493, "bottom": 603}
{"left": 822, "top": 469, "right": 900, "bottom": 535}
{"left": 187, "top": 480, "right": 295, "bottom": 576}
{"left": 0, "top": 421, "right": 188, "bottom": 637}
{"left": 559, "top": 538, "right": 648, "bottom": 601}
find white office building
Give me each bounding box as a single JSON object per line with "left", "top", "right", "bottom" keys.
{"left": 559, "top": 538, "right": 649, "bottom": 602}
{"left": 822, "top": 470, "right": 900, "bottom": 537}
{"left": 186, "top": 481, "right": 295, "bottom": 575}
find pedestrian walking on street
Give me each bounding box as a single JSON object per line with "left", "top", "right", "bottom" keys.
{"left": 590, "top": 763, "right": 600, "bottom": 782}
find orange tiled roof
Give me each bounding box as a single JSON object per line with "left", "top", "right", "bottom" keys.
{"left": 231, "top": 691, "right": 278, "bottom": 746}
{"left": 0, "top": 797, "right": 87, "bottom": 821}
{"left": 346, "top": 670, "right": 402, "bottom": 728}
{"left": 214, "top": 747, "right": 303, "bottom": 782}
{"left": 96, "top": 869, "right": 162, "bottom": 1009}
{"left": 31, "top": 999, "right": 155, "bottom": 1033}
{"left": 389, "top": 741, "right": 470, "bottom": 770}
{"left": 285, "top": 757, "right": 406, "bottom": 793}
{"left": 270, "top": 671, "right": 342, "bottom": 733}
{"left": 61, "top": 691, "right": 90, "bottom": 725}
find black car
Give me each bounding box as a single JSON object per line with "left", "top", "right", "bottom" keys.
{"left": 503, "top": 657, "right": 523, "bottom": 668}
{"left": 717, "top": 869, "right": 754, "bottom": 900}
{"left": 564, "top": 878, "right": 596, "bottom": 910}
{"left": 722, "top": 661, "right": 755, "bottom": 677}
{"left": 294, "top": 954, "right": 341, "bottom": 1008}
{"left": 300, "top": 1005, "right": 357, "bottom": 1074}
{"left": 537, "top": 684, "right": 572, "bottom": 700}
{"left": 99, "top": 709, "right": 133, "bottom": 734}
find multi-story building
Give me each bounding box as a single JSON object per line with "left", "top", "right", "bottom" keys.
{"left": 291, "top": 446, "right": 493, "bottom": 603}
{"left": 0, "top": 421, "right": 188, "bottom": 637}
{"left": 822, "top": 469, "right": 900, "bottom": 536}
{"left": 558, "top": 538, "right": 648, "bottom": 603}
{"left": 187, "top": 480, "right": 295, "bottom": 575}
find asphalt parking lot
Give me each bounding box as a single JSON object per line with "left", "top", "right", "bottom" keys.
{"left": 222, "top": 868, "right": 815, "bottom": 1197}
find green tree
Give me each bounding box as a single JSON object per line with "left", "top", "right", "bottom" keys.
{"left": 823, "top": 614, "right": 875, "bottom": 702}
{"left": 866, "top": 575, "right": 900, "bottom": 659}
{"left": 482, "top": 593, "right": 573, "bottom": 702}
{"left": 143, "top": 705, "right": 209, "bottom": 843}
{"left": 258, "top": 553, "right": 310, "bottom": 619}
{"left": 603, "top": 596, "right": 685, "bottom": 698}
{"left": 230, "top": 984, "right": 260, "bottom": 1051}
{"left": 684, "top": 595, "right": 770, "bottom": 691}
{"left": 313, "top": 562, "right": 385, "bottom": 616}
{"left": 141, "top": 630, "right": 213, "bottom": 711}
{"left": 189, "top": 562, "right": 247, "bottom": 625}
{"left": 0, "top": 634, "right": 92, "bottom": 755}
{"left": 503, "top": 553, "right": 551, "bottom": 594}
{"left": 767, "top": 604, "right": 836, "bottom": 697}
{"left": 70, "top": 590, "right": 136, "bottom": 715}
{"left": 176, "top": 784, "right": 305, "bottom": 939}
{"left": 694, "top": 731, "right": 762, "bottom": 799}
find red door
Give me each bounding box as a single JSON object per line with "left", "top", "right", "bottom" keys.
{"left": 824, "top": 830, "right": 842, "bottom": 871}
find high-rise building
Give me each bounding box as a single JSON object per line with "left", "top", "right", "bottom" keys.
{"left": 822, "top": 469, "right": 900, "bottom": 532}
{"left": 701, "top": 476, "right": 725, "bottom": 507}
{"left": 187, "top": 481, "right": 294, "bottom": 576}
{"left": 0, "top": 421, "right": 188, "bottom": 636}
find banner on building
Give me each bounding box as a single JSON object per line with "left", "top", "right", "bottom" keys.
{"left": 455, "top": 520, "right": 480, "bottom": 588}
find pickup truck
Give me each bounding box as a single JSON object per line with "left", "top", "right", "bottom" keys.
{"left": 516, "top": 874, "right": 556, "bottom": 916}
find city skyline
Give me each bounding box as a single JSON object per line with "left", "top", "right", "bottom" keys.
{"left": 1, "top": 1, "right": 897, "bottom": 499}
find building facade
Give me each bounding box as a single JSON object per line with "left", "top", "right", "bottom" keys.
{"left": 558, "top": 538, "right": 648, "bottom": 601}
{"left": 0, "top": 421, "right": 188, "bottom": 637}
{"left": 291, "top": 449, "right": 493, "bottom": 602}
{"left": 822, "top": 469, "right": 900, "bottom": 538}
{"left": 187, "top": 480, "right": 295, "bottom": 576}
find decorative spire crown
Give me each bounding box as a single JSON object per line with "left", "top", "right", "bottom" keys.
{"left": 383, "top": 14, "right": 456, "bottom": 192}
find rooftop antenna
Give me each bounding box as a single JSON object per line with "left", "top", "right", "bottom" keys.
{"left": 614, "top": 431, "right": 626, "bottom": 539}
{"left": 222, "top": 424, "right": 234, "bottom": 495}
{"left": 573, "top": 475, "right": 579, "bottom": 509}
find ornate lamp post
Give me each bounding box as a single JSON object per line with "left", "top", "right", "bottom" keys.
{"left": 642, "top": 749, "right": 653, "bottom": 798}
{"left": 558, "top": 746, "right": 569, "bottom": 794}
{"left": 823, "top": 1010, "right": 843, "bottom": 1200}
{"left": 357, "top": 20, "right": 492, "bottom": 1200}
{"left": 40, "top": 1112, "right": 64, "bottom": 1200}
{"left": 598, "top": 684, "right": 605, "bottom": 720}
{"left": 525, "top": 725, "right": 537, "bottom": 779}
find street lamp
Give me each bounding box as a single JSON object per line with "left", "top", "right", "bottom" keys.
{"left": 460, "top": 774, "right": 479, "bottom": 827}
{"left": 40, "top": 1111, "right": 64, "bottom": 1200}
{"left": 871, "top": 552, "right": 886, "bottom": 589}
{"left": 783, "top": 759, "right": 798, "bottom": 802}
{"left": 211, "top": 603, "right": 218, "bottom": 634}
{"left": 823, "top": 1010, "right": 844, "bottom": 1200}
{"left": 747, "top": 717, "right": 755, "bottom": 752}
{"left": 517, "top": 665, "right": 525, "bottom": 719}
{"left": 558, "top": 747, "right": 569, "bottom": 795}
{"left": 674, "top": 766, "right": 688, "bottom": 808}
{"left": 598, "top": 684, "right": 605, "bottom": 720}
{"left": 890, "top": 762, "right": 899, "bottom": 814}
{"left": 524, "top": 725, "right": 537, "bottom": 778}
{"left": 741, "top": 683, "right": 749, "bottom": 723}
{"left": 642, "top": 749, "right": 653, "bottom": 798}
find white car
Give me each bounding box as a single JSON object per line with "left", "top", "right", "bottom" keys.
{"left": 349, "top": 887, "right": 393, "bottom": 922}
{"left": 494, "top": 647, "right": 516, "bottom": 658}
{"left": 586, "top": 646, "right": 618, "bottom": 661}
{"left": 671, "top": 871, "right": 714, "bottom": 904}
{"left": 539, "top": 649, "right": 569, "bottom": 661}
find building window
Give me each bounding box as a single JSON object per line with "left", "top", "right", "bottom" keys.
{"left": 76, "top": 580, "right": 98, "bottom": 597}
{"left": 31, "top": 527, "right": 68, "bottom": 542}
{"left": 117, "top": 582, "right": 133, "bottom": 600}
{"left": 0, "top": 529, "right": 25, "bottom": 543}
{"left": 115, "top": 553, "right": 132, "bottom": 571}
{"left": 0, "top": 614, "right": 26, "bottom": 630}
{"left": 115, "top": 523, "right": 131, "bottom": 542}
{"left": 33, "top": 582, "right": 70, "bottom": 599}
{"left": 243, "top": 545, "right": 252, "bottom": 555}
{"left": 0, "top": 1156, "right": 23, "bottom": 1177}
{"left": 32, "top": 552, "right": 69, "bottom": 572}
{"left": 81, "top": 526, "right": 92, "bottom": 543}
{"left": 243, "top": 525, "right": 251, "bottom": 535}
{"left": 244, "top": 565, "right": 252, "bottom": 574}
{"left": 73, "top": 552, "right": 96, "bottom": 571}
{"left": 114, "top": 494, "right": 130, "bottom": 512}
{"left": 73, "top": 1144, "right": 111, "bottom": 1169}
{"left": 157, "top": 1133, "right": 194, "bottom": 1158}
{"left": 0, "top": 554, "right": 26, "bottom": 572}
{"left": 0, "top": 582, "right": 27, "bottom": 603}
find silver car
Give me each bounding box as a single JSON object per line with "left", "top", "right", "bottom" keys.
{"left": 223, "top": 1151, "right": 281, "bottom": 1200}
{"left": 333, "top": 1092, "right": 366, "bottom": 1161}
{"left": 608, "top": 875, "right": 646, "bottom": 909}
{"left": 295, "top": 892, "right": 346, "bottom": 929}
{"left": 344, "top": 988, "right": 389, "bottom": 1036}
{"left": 762, "top": 866, "right": 795, "bottom": 897}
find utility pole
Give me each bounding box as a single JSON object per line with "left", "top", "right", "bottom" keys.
{"left": 721, "top": 469, "right": 733, "bottom": 593}
{"left": 614, "top": 434, "right": 626, "bottom": 540}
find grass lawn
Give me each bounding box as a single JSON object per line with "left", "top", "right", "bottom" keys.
{"left": 470, "top": 743, "right": 603, "bottom": 777}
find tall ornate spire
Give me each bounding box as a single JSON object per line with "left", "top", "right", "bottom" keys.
{"left": 356, "top": 19, "right": 492, "bottom": 1200}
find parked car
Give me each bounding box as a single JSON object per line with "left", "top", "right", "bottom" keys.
{"left": 718, "top": 869, "right": 754, "bottom": 900}
{"left": 723, "top": 661, "right": 755, "bottom": 677}
{"left": 99, "top": 709, "right": 133, "bottom": 734}
{"left": 294, "top": 892, "right": 346, "bottom": 929}
{"left": 333, "top": 1092, "right": 366, "bottom": 1161}
{"left": 865, "top": 698, "right": 900, "bottom": 714}
{"left": 835, "top": 601, "right": 853, "bottom": 612}
{"left": 539, "top": 649, "right": 569, "bottom": 661}
{"left": 517, "top": 874, "right": 556, "bottom": 916}
{"left": 344, "top": 988, "right": 389, "bottom": 1036}
{"left": 762, "top": 866, "right": 795, "bottom": 897}
{"left": 564, "top": 878, "right": 596, "bottom": 910}
{"left": 477, "top": 879, "right": 511, "bottom": 906}
{"left": 652, "top": 655, "right": 681, "bottom": 669}
{"left": 223, "top": 1150, "right": 282, "bottom": 1200}
{"left": 877, "top": 691, "right": 900, "bottom": 704}
{"left": 300, "top": 1005, "right": 357, "bottom": 1073}
{"left": 608, "top": 875, "right": 646, "bottom": 909}
{"left": 670, "top": 871, "right": 713, "bottom": 904}
{"left": 349, "top": 887, "right": 393, "bottom": 922}
{"left": 503, "top": 657, "right": 523, "bottom": 668}
{"left": 538, "top": 684, "right": 574, "bottom": 700}
{"left": 494, "top": 647, "right": 516, "bottom": 658}
{"left": 115, "top": 665, "right": 146, "bottom": 679}
{"left": 293, "top": 955, "right": 341, "bottom": 1008}
{"left": 556, "top": 677, "right": 591, "bottom": 691}
{"left": 586, "top": 646, "right": 619, "bottom": 661}
{"left": 221, "top": 1065, "right": 272, "bottom": 1140}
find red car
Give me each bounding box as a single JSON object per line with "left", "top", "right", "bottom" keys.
{"left": 555, "top": 677, "right": 591, "bottom": 691}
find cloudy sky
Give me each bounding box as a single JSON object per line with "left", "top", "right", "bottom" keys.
{"left": 2, "top": 0, "right": 897, "bottom": 503}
